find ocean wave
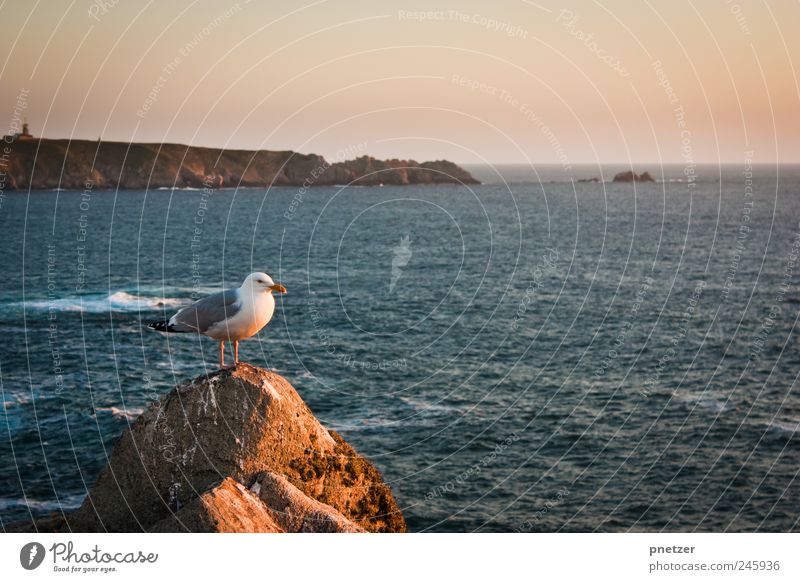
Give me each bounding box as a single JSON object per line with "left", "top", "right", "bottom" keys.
{"left": 399, "top": 395, "right": 459, "bottom": 417}
{"left": 2, "top": 394, "right": 31, "bottom": 410}
{"left": 327, "top": 397, "right": 460, "bottom": 433}
{"left": 692, "top": 398, "right": 730, "bottom": 414}
{"left": 154, "top": 186, "right": 202, "bottom": 191}
{"left": 139, "top": 285, "right": 221, "bottom": 296}
{"left": 767, "top": 419, "right": 800, "bottom": 436}
{"left": 327, "top": 414, "right": 396, "bottom": 432}
{"left": 94, "top": 406, "right": 144, "bottom": 421}
{"left": 153, "top": 360, "right": 209, "bottom": 371}
{"left": 19, "top": 291, "right": 186, "bottom": 314}
{"left": 0, "top": 494, "right": 84, "bottom": 513}
{"left": 674, "top": 392, "right": 732, "bottom": 414}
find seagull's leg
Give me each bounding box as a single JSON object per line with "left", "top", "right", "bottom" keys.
{"left": 219, "top": 340, "right": 227, "bottom": 369}
{"left": 233, "top": 340, "right": 240, "bottom": 366}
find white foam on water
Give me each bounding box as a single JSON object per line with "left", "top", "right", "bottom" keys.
{"left": 691, "top": 397, "right": 730, "bottom": 414}
{"left": 399, "top": 395, "right": 458, "bottom": 417}
{"left": 19, "top": 291, "right": 186, "bottom": 313}
{"left": 767, "top": 419, "right": 800, "bottom": 436}
{"left": 673, "top": 392, "right": 731, "bottom": 414}
{"left": 94, "top": 406, "right": 144, "bottom": 421}
{"left": 0, "top": 494, "right": 84, "bottom": 512}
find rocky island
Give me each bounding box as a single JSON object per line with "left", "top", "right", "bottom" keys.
{"left": 0, "top": 136, "right": 479, "bottom": 190}
{"left": 612, "top": 170, "right": 655, "bottom": 183}
{"left": 10, "top": 365, "right": 406, "bottom": 533}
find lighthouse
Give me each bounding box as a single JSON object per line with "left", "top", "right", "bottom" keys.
{"left": 18, "top": 120, "right": 33, "bottom": 140}
{"left": 7, "top": 119, "right": 33, "bottom": 141}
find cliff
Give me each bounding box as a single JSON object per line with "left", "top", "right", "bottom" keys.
{"left": 11, "top": 365, "right": 406, "bottom": 533}
{"left": 0, "top": 137, "right": 478, "bottom": 190}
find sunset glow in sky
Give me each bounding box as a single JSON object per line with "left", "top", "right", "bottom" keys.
{"left": 1, "top": 0, "right": 798, "bottom": 164}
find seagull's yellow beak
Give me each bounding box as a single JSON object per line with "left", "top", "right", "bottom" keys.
{"left": 269, "top": 283, "right": 287, "bottom": 294}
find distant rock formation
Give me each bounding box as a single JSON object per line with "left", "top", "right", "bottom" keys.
{"left": 10, "top": 365, "right": 406, "bottom": 533}
{"left": 0, "top": 138, "right": 479, "bottom": 190}
{"left": 612, "top": 170, "right": 655, "bottom": 183}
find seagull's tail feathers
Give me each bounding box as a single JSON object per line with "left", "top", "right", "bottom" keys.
{"left": 148, "top": 320, "right": 192, "bottom": 333}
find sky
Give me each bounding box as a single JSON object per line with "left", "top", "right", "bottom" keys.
{"left": 0, "top": 0, "right": 798, "bottom": 165}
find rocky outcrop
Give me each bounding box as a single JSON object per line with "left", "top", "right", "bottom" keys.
{"left": 148, "top": 474, "right": 365, "bottom": 533}
{"left": 15, "top": 364, "right": 405, "bottom": 533}
{"left": 612, "top": 170, "right": 655, "bottom": 183}
{"left": 149, "top": 477, "right": 284, "bottom": 533}
{"left": 252, "top": 472, "right": 365, "bottom": 533}
{"left": 0, "top": 137, "right": 479, "bottom": 190}
{"left": 324, "top": 156, "right": 479, "bottom": 186}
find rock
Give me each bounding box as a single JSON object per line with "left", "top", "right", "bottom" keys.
{"left": 149, "top": 474, "right": 365, "bottom": 533}
{"left": 0, "top": 138, "right": 479, "bottom": 190}
{"left": 254, "top": 472, "right": 366, "bottom": 533}
{"left": 577, "top": 177, "right": 600, "bottom": 183}
{"left": 149, "top": 477, "right": 283, "bottom": 533}
{"left": 6, "top": 514, "right": 68, "bottom": 533}
{"left": 612, "top": 170, "right": 655, "bottom": 183}
{"left": 65, "top": 364, "right": 405, "bottom": 533}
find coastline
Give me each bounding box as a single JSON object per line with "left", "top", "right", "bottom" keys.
{"left": 0, "top": 137, "right": 480, "bottom": 191}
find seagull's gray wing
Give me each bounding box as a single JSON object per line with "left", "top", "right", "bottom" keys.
{"left": 168, "top": 289, "right": 241, "bottom": 333}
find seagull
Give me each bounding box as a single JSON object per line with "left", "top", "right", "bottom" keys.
{"left": 148, "top": 272, "right": 287, "bottom": 369}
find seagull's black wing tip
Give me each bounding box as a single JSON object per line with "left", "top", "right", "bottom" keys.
{"left": 148, "top": 320, "right": 171, "bottom": 332}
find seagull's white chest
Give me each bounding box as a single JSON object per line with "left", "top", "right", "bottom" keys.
{"left": 205, "top": 290, "right": 275, "bottom": 341}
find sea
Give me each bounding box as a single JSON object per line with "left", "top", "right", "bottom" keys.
{"left": 1, "top": 163, "right": 798, "bottom": 532}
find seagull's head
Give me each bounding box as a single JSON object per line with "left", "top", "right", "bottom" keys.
{"left": 243, "top": 272, "right": 287, "bottom": 294}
